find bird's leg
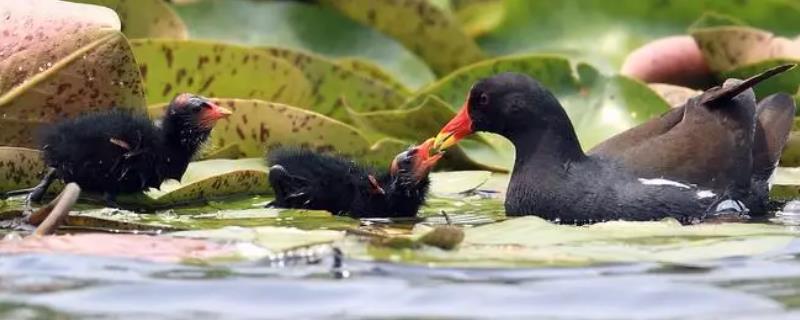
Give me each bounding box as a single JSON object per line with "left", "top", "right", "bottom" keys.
{"left": 103, "top": 192, "right": 120, "bottom": 208}
{"left": 25, "top": 168, "right": 58, "bottom": 209}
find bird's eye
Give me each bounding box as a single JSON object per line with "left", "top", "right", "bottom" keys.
{"left": 478, "top": 92, "right": 490, "bottom": 106}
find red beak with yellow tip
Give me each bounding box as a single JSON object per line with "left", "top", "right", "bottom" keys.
{"left": 433, "top": 100, "right": 473, "bottom": 151}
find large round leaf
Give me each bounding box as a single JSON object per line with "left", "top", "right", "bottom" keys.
{"left": 409, "top": 55, "right": 670, "bottom": 170}
{"left": 170, "top": 0, "right": 435, "bottom": 90}
{"left": 129, "top": 39, "right": 313, "bottom": 107}
{"left": 480, "top": 0, "right": 800, "bottom": 72}
{"left": 261, "top": 47, "right": 408, "bottom": 122}
{"left": 0, "top": 147, "right": 48, "bottom": 193}
{"left": 71, "top": 0, "right": 188, "bottom": 39}
{"left": 319, "top": 0, "right": 485, "bottom": 76}
{"left": 0, "top": 0, "right": 146, "bottom": 147}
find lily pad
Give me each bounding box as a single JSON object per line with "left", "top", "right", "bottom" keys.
{"left": 451, "top": 0, "right": 506, "bottom": 38}
{"left": 171, "top": 0, "right": 435, "bottom": 90}
{"left": 770, "top": 167, "right": 800, "bottom": 200}
{"left": 411, "top": 55, "right": 671, "bottom": 170}
{"left": 129, "top": 39, "right": 312, "bottom": 107}
{"left": 172, "top": 226, "right": 345, "bottom": 253}
{"left": 648, "top": 83, "right": 700, "bottom": 108}
{"left": 260, "top": 47, "right": 408, "bottom": 122}
{"left": 355, "top": 216, "right": 797, "bottom": 267}
{"left": 73, "top": 0, "right": 188, "bottom": 39}
{"left": 480, "top": 0, "right": 800, "bottom": 72}
{"left": 428, "top": 171, "right": 491, "bottom": 196}
{"left": 320, "top": 0, "right": 485, "bottom": 76}
{"left": 0, "top": 0, "right": 146, "bottom": 147}
{"left": 117, "top": 158, "right": 270, "bottom": 208}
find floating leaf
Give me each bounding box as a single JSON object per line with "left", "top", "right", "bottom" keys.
{"left": 116, "top": 158, "right": 269, "bottom": 208}
{"left": 356, "top": 216, "right": 797, "bottom": 267}
{"left": 0, "top": 0, "right": 145, "bottom": 147}
{"left": 320, "top": 0, "right": 485, "bottom": 76}
{"left": 429, "top": 171, "right": 491, "bottom": 196}
{"left": 171, "top": 0, "right": 435, "bottom": 90}
{"left": 770, "top": 167, "right": 800, "bottom": 200}
{"left": 73, "top": 0, "right": 188, "bottom": 39}
{"left": 129, "top": 39, "right": 312, "bottom": 107}
{"left": 261, "top": 47, "right": 408, "bottom": 122}
{"left": 172, "top": 226, "right": 345, "bottom": 253}
{"left": 411, "top": 55, "right": 670, "bottom": 170}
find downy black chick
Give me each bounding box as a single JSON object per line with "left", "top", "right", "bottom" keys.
{"left": 23, "top": 93, "right": 232, "bottom": 206}
{"left": 266, "top": 139, "right": 444, "bottom": 218}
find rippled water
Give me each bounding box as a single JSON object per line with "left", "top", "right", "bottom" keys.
{"left": 1, "top": 235, "right": 800, "bottom": 319}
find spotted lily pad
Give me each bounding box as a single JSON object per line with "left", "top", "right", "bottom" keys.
{"left": 335, "top": 57, "right": 412, "bottom": 95}
{"left": 261, "top": 47, "right": 408, "bottom": 122}
{"left": 129, "top": 39, "right": 313, "bottom": 107}
{"left": 72, "top": 0, "right": 188, "bottom": 39}
{"left": 410, "top": 55, "right": 671, "bottom": 170}
{"left": 451, "top": 0, "right": 506, "bottom": 38}
{"left": 320, "top": 0, "right": 485, "bottom": 76}
{"left": 0, "top": 0, "right": 146, "bottom": 147}
{"left": 0, "top": 147, "right": 49, "bottom": 193}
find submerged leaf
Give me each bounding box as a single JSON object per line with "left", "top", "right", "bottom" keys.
{"left": 0, "top": 0, "right": 145, "bottom": 147}
{"left": 130, "top": 39, "right": 313, "bottom": 107}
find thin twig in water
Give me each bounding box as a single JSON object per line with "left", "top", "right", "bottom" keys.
{"left": 30, "top": 183, "right": 80, "bottom": 236}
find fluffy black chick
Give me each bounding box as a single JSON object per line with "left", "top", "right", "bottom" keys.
{"left": 266, "top": 139, "right": 444, "bottom": 218}
{"left": 24, "top": 93, "right": 232, "bottom": 206}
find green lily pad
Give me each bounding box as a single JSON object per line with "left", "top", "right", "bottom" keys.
{"left": 480, "top": 0, "right": 800, "bottom": 72}
{"left": 428, "top": 171, "right": 491, "bottom": 196}
{"left": 320, "top": 0, "right": 485, "bottom": 76}
{"left": 260, "top": 47, "right": 408, "bottom": 122}
{"left": 0, "top": 1, "right": 145, "bottom": 147}
{"left": 73, "top": 0, "right": 188, "bottom": 39}
{"left": 356, "top": 216, "right": 797, "bottom": 267}
{"left": 335, "top": 57, "right": 412, "bottom": 95}
{"left": 129, "top": 39, "right": 312, "bottom": 107}
{"left": 170, "top": 0, "right": 435, "bottom": 90}
{"left": 117, "top": 158, "right": 269, "bottom": 208}
{"left": 411, "top": 55, "right": 671, "bottom": 170}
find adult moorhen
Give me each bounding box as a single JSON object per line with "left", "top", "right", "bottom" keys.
{"left": 266, "top": 139, "right": 443, "bottom": 218}
{"left": 432, "top": 66, "right": 794, "bottom": 224}
{"left": 22, "top": 93, "right": 232, "bottom": 207}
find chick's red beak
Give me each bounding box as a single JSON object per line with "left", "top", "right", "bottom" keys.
{"left": 410, "top": 138, "right": 444, "bottom": 180}
{"left": 433, "top": 100, "right": 473, "bottom": 150}
{"left": 199, "top": 101, "right": 233, "bottom": 128}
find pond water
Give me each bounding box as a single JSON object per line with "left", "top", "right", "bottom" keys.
{"left": 2, "top": 212, "right": 800, "bottom": 319}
